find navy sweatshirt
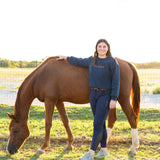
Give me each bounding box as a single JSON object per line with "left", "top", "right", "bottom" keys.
{"left": 67, "top": 56, "right": 120, "bottom": 101}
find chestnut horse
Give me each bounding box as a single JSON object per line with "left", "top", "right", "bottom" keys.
{"left": 7, "top": 56, "right": 140, "bottom": 154}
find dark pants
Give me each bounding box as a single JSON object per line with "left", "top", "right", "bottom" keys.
{"left": 89, "top": 89, "right": 111, "bottom": 151}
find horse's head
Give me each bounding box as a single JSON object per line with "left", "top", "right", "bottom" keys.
{"left": 7, "top": 112, "right": 30, "bottom": 154}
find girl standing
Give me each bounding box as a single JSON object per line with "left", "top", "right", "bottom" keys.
{"left": 57, "top": 39, "right": 120, "bottom": 160}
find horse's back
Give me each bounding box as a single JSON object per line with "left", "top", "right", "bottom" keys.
{"left": 33, "top": 57, "right": 90, "bottom": 103}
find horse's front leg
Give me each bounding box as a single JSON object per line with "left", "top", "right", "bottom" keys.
{"left": 37, "top": 98, "right": 56, "bottom": 154}
{"left": 56, "top": 101, "right": 74, "bottom": 150}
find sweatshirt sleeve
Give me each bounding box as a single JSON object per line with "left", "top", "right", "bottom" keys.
{"left": 66, "top": 56, "right": 92, "bottom": 67}
{"left": 110, "top": 59, "right": 120, "bottom": 101}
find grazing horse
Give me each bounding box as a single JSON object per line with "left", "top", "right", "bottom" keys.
{"left": 7, "top": 56, "right": 140, "bottom": 154}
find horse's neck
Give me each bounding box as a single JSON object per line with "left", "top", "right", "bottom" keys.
{"left": 14, "top": 82, "right": 34, "bottom": 121}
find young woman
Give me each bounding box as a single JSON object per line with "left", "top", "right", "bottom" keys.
{"left": 57, "top": 39, "right": 120, "bottom": 160}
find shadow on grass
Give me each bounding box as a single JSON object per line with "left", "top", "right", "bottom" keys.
{"left": 0, "top": 152, "right": 40, "bottom": 160}
{"left": 0, "top": 137, "right": 160, "bottom": 159}
{"left": 1, "top": 104, "right": 160, "bottom": 121}
{"left": 93, "top": 158, "right": 108, "bottom": 160}
{"left": 52, "top": 149, "right": 71, "bottom": 160}
{"left": 0, "top": 155, "right": 11, "bottom": 160}
{"left": 30, "top": 153, "right": 41, "bottom": 160}
{"left": 128, "top": 153, "right": 136, "bottom": 160}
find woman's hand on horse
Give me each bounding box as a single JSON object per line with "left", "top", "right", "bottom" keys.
{"left": 110, "top": 100, "right": 117, "bottom": 109}
{"left": 57, "top": 56, "right": 67, "bottom": 61}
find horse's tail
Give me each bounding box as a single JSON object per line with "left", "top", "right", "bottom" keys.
{"left": 128, "top": 63, "right": 141, "bottom": 124}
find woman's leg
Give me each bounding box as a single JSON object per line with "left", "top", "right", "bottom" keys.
{"left": 100, "top": 122, "right": 107, "bottom": 148}
{"left": 89, "top": 90, "right": 97, "bottom": 116}
{"left": 90, "top": 94, "right": 110, "bottom": 150}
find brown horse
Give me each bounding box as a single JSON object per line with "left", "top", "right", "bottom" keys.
{"left": 7, "top": 56, "right": 140, "bottom": 154}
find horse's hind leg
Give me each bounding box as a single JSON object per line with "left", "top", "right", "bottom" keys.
{"left": 37, "top": 98, "right": 57, "bottom": 154}
{"left": 119, "top": 98, "right": 139, "bottom": 154}
{"left": 56, "top": 101, "right": 74, "bottom": 150}
{"left": 107, "top": 108, "right": 117, "bottom": 142}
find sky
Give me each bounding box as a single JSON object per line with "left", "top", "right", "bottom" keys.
{"left": 0, "top": 0, "right": 160, "bottom": 63}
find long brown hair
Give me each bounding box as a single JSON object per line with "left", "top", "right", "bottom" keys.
{"left": 93, "top": 39, "right": 112, "bottom": 64}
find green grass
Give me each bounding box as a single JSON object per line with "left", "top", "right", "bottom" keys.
{"left": 0, "top": 104, "right": 160, "bottom": 159}
{"left": 153, "top": 87, "right": 160, "bottom": 94}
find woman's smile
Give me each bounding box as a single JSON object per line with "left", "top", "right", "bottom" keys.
{"left": 97, "top": 42, "right": 108, "bottom": 58}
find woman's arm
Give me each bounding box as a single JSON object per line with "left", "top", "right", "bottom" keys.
{"left": 109, "top": 60, "right": 120, "bottom": 109}
{"left": 57, "top": 56, "right": 67, "bottom": 61}
{"left": 110, "top": 59, "right": 120, "bottom": 100}
{"left": 57, "top": 56, "right": 92, "bottom": 68}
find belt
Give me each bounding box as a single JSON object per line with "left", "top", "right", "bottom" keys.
{"left": 91, "top": 87, "right": 110, "bottom": 91}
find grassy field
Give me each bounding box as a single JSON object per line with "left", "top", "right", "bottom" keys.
{"left": 0, "top": 104, "right": 160, "bottom": 160}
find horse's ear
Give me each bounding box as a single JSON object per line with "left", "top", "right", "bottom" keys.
{"left": 7, "top": 112, "right": 18, "bottom": 122}
{"left": 7, "top": 112, "right": 13, "bottom": 119}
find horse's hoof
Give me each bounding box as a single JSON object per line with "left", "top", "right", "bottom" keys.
{"left": 65, "top": 145, "right": 74, "bottom": 151}
{"left": 37, "top": 148, "right": 45, "bottom": 154}
{"left": 134, "top": 142, "right": 139, "bottom": 149}
{"left": 128, "top": 146, "right": 137, "bottom": 155}
{"left": 128, "top": 150, "right": 137, "bottom": 155}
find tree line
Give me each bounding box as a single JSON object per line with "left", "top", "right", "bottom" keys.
{"left": 0, "top": 58, "right": 41, "bottom": 68}
{"left": 0, "top": 58, "right": 160, "bottom": 69}
{"left": 133, "top": 61, "right": 160, "bottom": 69}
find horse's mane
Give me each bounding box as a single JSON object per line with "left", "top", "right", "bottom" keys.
{"left": 20, "top": 56, "right": 58, "bottom": 85}
{"left": 25, "top": 56, "right": 59, "bottom": 80}
{"left": 14, "top": 56, "right": 59, "bottom": 115}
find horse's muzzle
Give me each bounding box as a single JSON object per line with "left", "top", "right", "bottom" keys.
{"left": 7, "top": 144, "right": 18, "bottom": 154}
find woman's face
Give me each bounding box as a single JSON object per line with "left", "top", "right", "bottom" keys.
{"left": 97, "top": 42, "right": 108, "bottom": 58}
